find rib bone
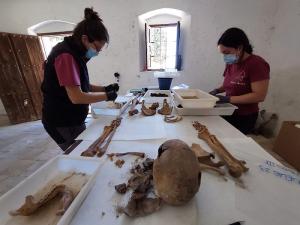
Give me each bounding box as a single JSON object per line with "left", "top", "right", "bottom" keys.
{"left": 107, "top": 152, "right": 145, "bottom": 158}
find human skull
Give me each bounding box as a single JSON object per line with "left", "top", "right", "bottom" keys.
{"left": 153, "top": 139, "right": 201, "bottom": 206}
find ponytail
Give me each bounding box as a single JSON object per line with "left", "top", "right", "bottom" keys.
{"left": 73, "top": 7, "right": 109, "bottom": 44}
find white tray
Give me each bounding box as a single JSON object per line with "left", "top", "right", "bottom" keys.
{"left": 172, "top": 99, "right": 237, "bottom": 116}
{"left": 142, "top": 90, "right": 171, "bottom": 104}
{"left": 0, "top": 155, "right": 103, "bottom": 225}
{"left": 173, "top": 89, "right": 218, "bottom": 108}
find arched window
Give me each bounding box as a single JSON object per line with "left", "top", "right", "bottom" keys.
{"left": 146, "top": 21, "right": 180, "bottom": 71}
{"left": 138, "top": 8, "right": 190, "bottom": 72}
{"left": 28, "top": 20, "right": 74, "bottom": 58}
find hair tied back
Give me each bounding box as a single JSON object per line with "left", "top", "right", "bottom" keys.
{"left": 84, "top": 7, "right": 102, "bottom": 22}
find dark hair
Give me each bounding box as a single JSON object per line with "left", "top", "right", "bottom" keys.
{"left": 73, "top": 7, "right": 109, "bottom": 44}
{"left": 217, "top": 27, "right": 253, "bottom": 54}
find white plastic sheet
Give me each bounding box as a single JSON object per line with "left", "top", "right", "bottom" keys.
{"left": 69, "top": 140, "right": 242, "bottom": 225}
{"left": 112, "top": 115, "right": 167, "bottom": 141}
{"left": 235, "top": 159, "right": 300, "bottom": 225}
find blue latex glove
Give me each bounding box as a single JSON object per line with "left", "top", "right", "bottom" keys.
{"left": 215, "top": 95, "right": 230, "bottom": 104}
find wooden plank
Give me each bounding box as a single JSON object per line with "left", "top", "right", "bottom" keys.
{"left": 0, "top": 92, "right": 37, "bottom": 124}
{"left": 0, "top": 33, "right": 37, "bottom": 123}
{"left": 24, "top": 36, "right": 44, "bottom": 118}
{"left": 25, "top": 36, "right": 44, "bottom": 82}
{"left": 0, "top": 33, "right": 26, "bottom": 94}
{"left": 37, "top": 31, "right": 73, "bottom": 36}
{"left": 9, "top": 34, "right": 43, "bottom": 119}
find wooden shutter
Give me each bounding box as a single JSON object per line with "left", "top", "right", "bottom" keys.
{"left": 144, "top": 23, "right": 148, "bottom": 70}
{"left": 175, "top": 21, "right": 182, "bottom": 71}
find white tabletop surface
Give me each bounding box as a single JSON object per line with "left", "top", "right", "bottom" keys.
{"left": 69, "top": 112, "right": 300, "bottom": 225}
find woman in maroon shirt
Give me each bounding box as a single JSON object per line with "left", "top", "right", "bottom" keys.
{"left": 210, "top": 28, "right": 270, "bottom": 134}
{"left": 42, "top": 8, "right": 119, "bottom": 151}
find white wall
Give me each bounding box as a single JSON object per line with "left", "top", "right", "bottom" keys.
{"left": 0, "top": 0, "right": 278, "bottom": 87}
{"left": 28, "top": 20, "right": 75, "bottom": 35}
{"left": 146, "top": 15, "right": 180, "bottom": 25}
{"left": 1, "top": 0, "right": 298, "bottom": 134}
{"left": 262, "top": 0, "right": 300, "bottom": 133}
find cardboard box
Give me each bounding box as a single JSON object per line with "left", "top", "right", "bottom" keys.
{"left": 273, "top": 121, "right": 300, "bottom": 171}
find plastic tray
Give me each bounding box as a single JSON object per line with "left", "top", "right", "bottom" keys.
{"left": 173, "top": 89, "right": 218, "bottom": 108}
{"left": 0, "top": 155, "right": 103, "bottom": 225}
{"left": 142, "top": 90, "right": 171, "bottom": 104}
{"left": 172, "top": 99, "right": 237, "bottom": 116}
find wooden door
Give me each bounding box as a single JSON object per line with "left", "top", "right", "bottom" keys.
{"left": 10, "top": 34, "right": 44, "bottom": 119}
{"left": 0, "top": 32, "right": 44, "bottom": 124}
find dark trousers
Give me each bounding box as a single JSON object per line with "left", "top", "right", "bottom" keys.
{"left": 222, "top": 112, "right": 258, "bottom": 135}
{"left": 43, "top": 122, "right": 86, "bottom": 151}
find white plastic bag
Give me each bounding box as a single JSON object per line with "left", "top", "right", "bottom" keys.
{"left": 154, "top": 71, "right": 180, "bottom": 79}
{"left": 172, "top": 83, "right": 190, "bottom": 90}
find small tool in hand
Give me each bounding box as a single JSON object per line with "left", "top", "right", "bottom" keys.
{"left": 114, "top": 72, "right": 120, "bottom": 83}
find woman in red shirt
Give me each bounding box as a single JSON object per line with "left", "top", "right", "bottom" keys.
{"left": 210, "top": 28, "right": 270, "bottom": 134}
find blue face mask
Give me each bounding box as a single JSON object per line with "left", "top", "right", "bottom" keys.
{"left": 223, "top": 54, "right": 238, "bottom": 64}
{"left": 85, "top": 47, "right": 99, "bottom": 59}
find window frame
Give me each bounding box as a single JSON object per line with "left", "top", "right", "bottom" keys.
{"left": 145, "top": 22, "right": 180, "bottom": 71}
{"left": 37, "top": 31, "right": 72, "bottom": 58}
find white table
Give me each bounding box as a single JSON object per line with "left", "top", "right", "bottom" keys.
{"left": 69, "top": 112, "right": 300, "bottom": 225}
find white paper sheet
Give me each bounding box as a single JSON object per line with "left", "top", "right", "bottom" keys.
{"left": 79, "top": 113, "right": 244, "bottom": 141}
{"left": 163, "top": 116, "right": 245, "bottom": 140}
{"left": 71, "top": 136, "right": 300, "bottom": 225}
{"left": 219, "top": 137, "right": 276, "bottom": 162}
{"left": 70, "top": 140, "right": 94, "bottom": 157}
{"left": 74, "top": 116, "right": 300, "bottom": 225}
{"left": 115, "top": 95, "right": 133, "bottom": 104}
{"left": 235, "top": 159, "right": 300, "bottom": 225}
{"left": 69, "top": 141, "right": 164, "bottom": 225}
{"left": 181, "top": 137, "right": 300, "bottom": 225}
{"left": 69, "top": 140, "right": 242, "bottom": 225}
{"left": 112, "top": 115, "right": 166, "bottom": 141}
{"left": 77, "top": 116, "right": 116, "bottom": 141}
{"left": 196, "top": 173, "right": 243, "bottom": 225}
{"left": 213, "top": 138, "right": 300, "bottom": 225}
{"left": 92, "top": 108, "right": 120, "bottom": 117}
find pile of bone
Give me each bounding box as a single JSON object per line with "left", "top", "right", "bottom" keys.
{"left": 141, "top": 99, "right": 172, "bottom": 116}
{"left": 116, "top": 158, "right": 161, "bottom": 217}
{"left": 116, "top": 139, "right": 202, "bottom": 217}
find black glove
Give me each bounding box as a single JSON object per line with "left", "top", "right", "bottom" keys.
{"left": 105, "top": 83, "right": 119, "bottom": 92}
{"left": 106, "top": 91, "right": 118, "bottom": 101}
{"left": 209, "top": 89, "right": 220, "bottom": 96}
{"left": 215, "top": 95, "right": 230, "bottom": 104}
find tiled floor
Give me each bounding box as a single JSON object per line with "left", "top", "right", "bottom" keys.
{"left": 0, "top": 120, "right": 62, "bottom": 196}
{"left": 248, "top": 134, "right": 275, "bottom": 152}
{"left": 248, "top": 134, "right": 294, "bottom": 169}
{"left": 0, "top": 115, "right": 10, "bottom": 127}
